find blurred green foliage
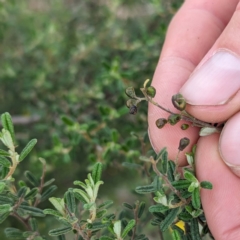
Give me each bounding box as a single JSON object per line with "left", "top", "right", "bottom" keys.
{"left": 0, "top": 0, "right": 184, "bottom": 238}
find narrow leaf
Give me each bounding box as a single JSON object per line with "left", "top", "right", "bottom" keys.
{"left": 0, "top": 204, "right": 12, "bottom": 214}
{"left": 92, "top": 162, "right": 103, "bottom": 183}
{"left": 98, "top": 200, "right": 113, "bottom": 209}
{"left": 24, "top": 171, "right": 39, "bottom": 187}
{"left": 49, "top": 226, "right": 72, "bottom": 236}
{"left": 200, "top": 181, "right": 213, "bottom": 190}
{"left": 0, "top": 182, "right": 6, "bottom": 193}
{"left": 149, "top": 204, "right": 169, "bottom": 213}
{"left": 4, "top": 228, "right": 24, "bottom": 239}
{"left": 183, "top": 169, "right": 197, "bottom": 182}
{"left": 160, "top": 208, "right": 180, "bottom": 232}
{"left": 171, "top": 180, "right": 191, "bottom": 189}
{"left": 43, "top": 178, "right": 55, "bottom": 187}
{"left": 113, "top": 220, "right": 121, "bottom": 238}
{"left": 64, "top": 190, "right": 76, "bottom": 213}
{"left": 137, "top": 202, "right": 145, "bottom": 218}
{"left": 0, "top": 211, "right": 10, "bottom": 223}
{"left": 96, "top": 209, "right": 107, "bottom": 218}
{"left": 29, "top": 218, "right": 38, "bottom": 231}
{"left": 61, "top": 115, "right": 74, "bottom": 126}
{"left": 167, "top": 160, "right": 176, "bottom": 182}
{"left": 192, "top": 187, "right": 201, "bottom": 209}
{"left": 25, "top": 188, "right": 38, "bottom": 200}
{"left": 48, "top": 197, "right": 65, "bottom": 215}
{"left": 161, "top": 150, "right": 168, "bottom": 173}
{"left": 0, "top": 149, "right": 10, "bottom": 156}
{"left": 122, "top": 162, "right": 142, "bottom": 169}
{"left": 121, "top": 219, "right": 136, "bottom": 238}
{"left": 199, "top": 127, "right": 219, "bottom": 136}
{"left": 19, "top": 139, "right": 37, "bottom": 162}
{"left": 1, "top": 113, "right": 15, "bottom": 143}
{"left": 18, "top": 205, "right": 45, "bottom": 217}
{"left": 43, "top": 209, "right": 63, "bottom": 217}
{"left": 41, "top": 185, "right": 57, "bottom": 202}
{"left": 100, "top": 237, "right": 114, "bottom": 240}
{"left": 190, "top": 218, "right": 201, "bottom": 240}
{"left": 123, "top": 202, "right": 133, "bottom": 210}
{"left": 17, "top": 186, "right": 28, "bottom": 198}
{"left": 0, "top": 156, "right": 11, "bottom": 167}
{"left": 172, "top": 229, "right": 181, "bottom": 240}
{"left": 135, "top": 185, "right": 155, "bottom": 194}
{"left": 156, "top": 147, "right": 167, "bottom": 160}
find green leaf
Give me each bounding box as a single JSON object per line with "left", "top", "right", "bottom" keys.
{"left": 113, "top": 220, "right": 121, "bottom": 238}
{"left": 18, "top": 205, "right": 45, "bottom": 217}
{"left": 123, "top": 202, "right": 133, "bottom": 210}
{"left": 29, "top": 218, "right": 38, "bottom": 231}
{"left": 135, "top": 185, "right": 155, "bottom": 194}
{"left": 188, "top": 182, "right": 199, "bottom": 192}
{"left": 167, "top": 160, "right": 176, "bottom": 182}
{"left": 0, "top": 129, "right": 14, "bottom": 151}
{"left": 88, "top": 221, "right": 109, "bottom": 230}
{"left": 0, "top": 149, "right": 10, "bottom": 156}
{"left": 160, "top": 208, "right": 181, "bottom": 232}
{"left": 190, "top": 218, "right": 201, "bottom": 240}
{"left": 171, "top": 180, "right": 191, "bottom": 190}
{"left": 149, "top": 204, "right": 169, "bottom": 213}
{"left": 1, "top": 112, "right": 15, "bottom": 143}
{"left": 185, "top": 153, "right": 194, "bottom": 167}
{"left": 138, "top": 202, "right": 145, "bottom": 218}
{"left": 0, "top": 195, "right": 14, "bottom": 205}
{"left": 43, "top": 209, "right": 63, "bottom": 217}
{"left": 43, "top": 178, "right": 55, "bottom": 187}
{"left": 0, "top": 204, "right": 12, "bottom": 214}
{"left": 96, "top": 209, "right": 107, "bottom": 218}
{"left": 64, "top": 189, "right": 76, "bottom": 213}
{"left": 49, "top": 226, "right": 72, "bottom": 236}
{"left": 49, "top": 197, "right": 65, "bottom": 215}
{"left": 92, "top": 162, "right": 103, "bottom": 183}
{"left": 200, "top": 181, "right": 213, "bottom": 190}
{"left": 83, "top": 202, "right": 95, "bottom": 210}
{"left": 178, "top": 211, "right": 192, "bottom": 222}
{"left": 73, "top": 191, "right": 88, "bottom": 204}
{"left": 156, "top": 147, "right": 167, "bottom": 160}
{"left": 0, "top": 182, "right": 6, "bottom": 193}
{"left": 183, "top": 169, "right": 197, "bottom": 182}
{"left": 160, "top": 150, "right": 168, "bottom": 174}
{"left": 0, "top": 211, "right": 10, "bottom": 223}
{"left": 17, "top": 186, "right": 28, "bottom": 198}
{"left": 192, "top": 187, "right": 201, "bottom": 209}
{"left": 41, "top": 185, "right": 57, "bottom": 202}
{"left": 24, "top": 171, "right": 39, "bottom": 187}
{"left": 19, "top": 139, "right": 37, "bottom": 162}
{"left": 121, "top": 219, "right": 136, "bottom": 238}
{"left": 73, "top": 189, "right": 89, "bottom": 203}
{"left": 4, "top": 228, "right": 24, "bottom": 239}
{"left": 0, "top": 156, "right": 11, "bottom": 167}
{"left": 122, "top": 162, "right": 142, "bottom": 169}
{"left": 98, "top": 200, "right": 113, "bottom": 209}
{"left": 61, "top": 115, "right": 74, "bottom": 126}
{"left": 172, "top": 229, "right": 181, "bottom": 240}
{"left": 25, "top": 188, "right": 38, "bottom": 200}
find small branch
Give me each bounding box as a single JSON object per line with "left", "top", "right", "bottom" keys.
{"left": 150, "top": 157, "right": 187, "bottom": 205}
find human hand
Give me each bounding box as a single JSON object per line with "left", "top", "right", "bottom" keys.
{"left": 148, "top": 1, "right": 240, "bottom": 239}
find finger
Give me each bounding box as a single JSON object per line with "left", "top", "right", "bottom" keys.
{"left": 180, "top": 2, "right": 240, "bottom": 123}
{"left": 148, "top": 0, "right": 238, "bottom": 163}
{"left": 219, "top": 112, "right": 240, "bottom": 177}
{"left": 196, "top": 133, "right": 240, "bottom": 240}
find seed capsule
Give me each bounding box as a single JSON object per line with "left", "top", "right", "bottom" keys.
{"left": 156, "top": 118, "right": 167, "bottom": 129}
{"left": 125, "top": 87, "right": 137, "bottom": 99}
{"left": 168, "top": 114, "right": 181, "bottom": 125}
{"left": 181, "top": 124, "right": 189, "bottom": 130}
{"left": 146, "top": 86, "right": 156, "bottom": 98}
{"left": 178, "top": 137, "right": 190, "bottom": 151}
{"left": 129, "top": 105, "right": 137, "bottom": 115}
{"left": 172, "top": 93, "right": 186, "bottom": 111}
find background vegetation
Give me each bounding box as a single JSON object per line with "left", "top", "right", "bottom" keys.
{"left": 0, "top": 0, "right": 184, "bottom": 239}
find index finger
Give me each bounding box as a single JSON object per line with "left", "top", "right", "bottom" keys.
{"left": 148, "top": 0, "right": 238, "bottom": 163}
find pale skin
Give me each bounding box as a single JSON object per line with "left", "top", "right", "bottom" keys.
{"left": 148, "top": 0, "right": 240, "bottom": 239}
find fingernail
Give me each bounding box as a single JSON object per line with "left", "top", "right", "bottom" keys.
{"left": 180, "top": 50, "right": 240, "bottom": 105}
{"left": 220, "top": 112, "right": 240, "bottom": 176}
